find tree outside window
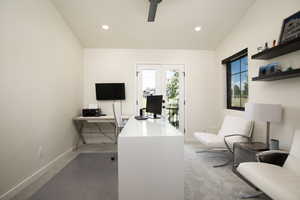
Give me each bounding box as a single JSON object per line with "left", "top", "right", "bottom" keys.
{"left": 227, "top": 55, "right": 248, "bottom": 110}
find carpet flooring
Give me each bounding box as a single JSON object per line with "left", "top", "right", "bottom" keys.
{"left": 28, "top": 153, "right": 118, "bottom": 200}
{"left": 21, "top": 143, "right": 269, "bottom": 200}
{"left": 184, "top": 143, "right": 269, "bottom": 200}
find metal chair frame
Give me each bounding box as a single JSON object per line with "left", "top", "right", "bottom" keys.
{"left": 196, "top": 122, "right": 254, "bottom": 168}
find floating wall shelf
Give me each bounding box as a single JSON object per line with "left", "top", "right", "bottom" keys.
{"left": 252, "top": 69, "right": 300, "bottom": 81}
{"left": 251, "top": 37, "right": 300, "bottom": 60}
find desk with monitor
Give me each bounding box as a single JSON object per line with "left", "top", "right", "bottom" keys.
{"left": 74, "top": 95, "right": 164, "bottom": 148}
{"left": 118, "top": 117, "right": 184, "bottom": 200}
{"left": 73, "top": 82, "right": 127, "bottom": 148}
{"left": 118, "top": 95, "right": 185, "bottom": 200}
{"left": 73, "top": 115, "right": 130, "bottom": 149}
{"left": 74, "top": 92, "right": 183, "bottom": 199}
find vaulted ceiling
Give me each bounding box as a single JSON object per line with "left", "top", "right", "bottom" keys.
{"left": 51, "top": 0, "right": 255, "bottom": 49}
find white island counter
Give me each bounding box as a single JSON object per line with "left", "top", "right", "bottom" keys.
{"left": 118, "top": 117, "right": 184, "bottom": 200}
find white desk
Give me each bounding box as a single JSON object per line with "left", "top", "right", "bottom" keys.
{"left": 73, "top": 115, "right": 130, "bottom": 148}
{"left": 118, "top": 117, "right": 184, "bottom": 200}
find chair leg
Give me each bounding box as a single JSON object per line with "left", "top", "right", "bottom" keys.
{"left": 213, "top": 158, "right": 232, "bottom": 168}
{"left": 240, "top": 191, "right": 264, "bottom": 199}
{"left": 196, "top": 149, "right": 233, "bottom": 168}
{"left": 115, "top": 126, "right": 119, "bottom": 144}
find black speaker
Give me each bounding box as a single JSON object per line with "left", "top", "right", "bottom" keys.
{"left": 82, "top": 109, "right": 100, "bottom": 117}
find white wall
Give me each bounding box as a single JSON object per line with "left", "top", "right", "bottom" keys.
{"left": 84, "top": 49, "right": 222, "bottom": 139}
{"left": 0, "top": 0, "right": 83, "bottom": 197}
{"left": 216, "top": 0, "right": 300, "bottom": 149}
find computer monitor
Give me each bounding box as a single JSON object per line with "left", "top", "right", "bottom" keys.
{"left": 146, "top": 95, "right": 163, "bottom": 118}
{"left": 95, "top": 83, "right": 125, "bottom": 100}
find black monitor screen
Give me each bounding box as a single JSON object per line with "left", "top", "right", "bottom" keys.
{"left": 146, "top": 95, "right": 163, "bottom": 115}
{"left": 95, "top": 83, "right": 125, "bottom": 100}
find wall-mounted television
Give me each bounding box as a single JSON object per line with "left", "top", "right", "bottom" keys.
{"left": 95, "top": 83, "right": 125, "bottom": 100}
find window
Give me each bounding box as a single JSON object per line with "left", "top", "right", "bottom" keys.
{"left": 223, "top": 49, "right": 248, "bottom": 111}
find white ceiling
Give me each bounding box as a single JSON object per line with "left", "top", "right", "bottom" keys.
{"left": 51, "top": 0, "right": 255, "bottom": 50}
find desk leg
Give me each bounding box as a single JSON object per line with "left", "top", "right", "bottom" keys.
{"left": 74, "top": 121, "right": 86, "bottom": 150}
{"left": 78, "top": 121, "right": 86, "bottom": 144}
{"left": 94, "top": 123, "right": 115, "bottom": 142}
{"left": 110, "top": 122, "right": 118, "bottom": 144}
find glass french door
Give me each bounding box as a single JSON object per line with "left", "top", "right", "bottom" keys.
{"left": 136, "top": 64, "right": 185, "bottom": 133}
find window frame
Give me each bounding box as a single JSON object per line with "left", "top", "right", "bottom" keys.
{"left": 222, "top": 49, "right": 248, "bottom": 111}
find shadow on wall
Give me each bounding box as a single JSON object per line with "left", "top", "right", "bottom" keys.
{"left": 223, "top": 105, "right": 298, "bottom": 151}
{"left": 252, "top": 105, "right": 300, "bottom": 151}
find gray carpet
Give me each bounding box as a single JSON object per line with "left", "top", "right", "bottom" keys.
{"left": 26, "top": 145, "right": 269, "bottom": 200}
{"left": 28, "top": 153, "right": 118, "bottom": 200}
{"left": 184, "top": 144, "right": 269, "bottom": 200}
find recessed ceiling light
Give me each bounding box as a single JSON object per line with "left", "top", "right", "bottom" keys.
{"left": 194, "top": 26, "right": 202, "bottom": 32}
{"left": 101, "top": 25, "right": 109, "bottom": 30}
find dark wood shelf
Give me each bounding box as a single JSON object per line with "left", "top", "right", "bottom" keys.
{"left": 252, "top": 68, "right": 300, "bottom": 81}
{"left": 251, "top": 37, "right": 300, "bottom": 60}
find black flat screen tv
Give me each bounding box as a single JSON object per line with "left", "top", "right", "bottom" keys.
{"left": 95, "top": 83, "right": 125, "bottom": 100}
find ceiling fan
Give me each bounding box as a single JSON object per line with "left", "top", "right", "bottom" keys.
{"left": 148, "top": 0, "right": 162, "bottom": 22}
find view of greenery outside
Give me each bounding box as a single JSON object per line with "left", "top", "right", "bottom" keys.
{"left": 166, "top": 72, "right": 179, "bottom": 102}
{"left": 231, "top": 81, "right": 248, "bottom": 107}
{"left": 166, "top": 71, "right": 180, "bottom": 128}
{"left": 229, "top": 56, "right": 248, "bottom": 109}
{"left": 140, "top": 70, "right": 180, "bottom": 128}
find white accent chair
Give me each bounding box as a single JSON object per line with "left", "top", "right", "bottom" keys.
{"left": 237, "top": 130, "right": 300, "bottom": 200}
{"left": 194, "top": 115, "right": 254, "bottom": 167}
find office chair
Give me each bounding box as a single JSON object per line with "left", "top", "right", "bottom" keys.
{"left": 111, "top": 102, "right": 125, "bottom": 161}
{"left": 112, "top": 102, "right": 125, "bottom": 141}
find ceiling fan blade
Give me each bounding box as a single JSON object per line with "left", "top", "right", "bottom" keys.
{"left": 148, "top": 0, "right": 162, "bottom": 22}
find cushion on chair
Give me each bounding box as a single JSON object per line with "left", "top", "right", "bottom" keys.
{"left": 218, "top": 116, "right": 252, "bottom": 137}
{"left": 193, "top": 115, "right": 252, "bottom": 149}
{"left": 237, "top": 162, "right": 300, "bottom": 200}
{"left": 193, "top": 132, "right": 226, "bottom": 148}
{"left": 284, "top": 130, "right": 300, "bottom": 177}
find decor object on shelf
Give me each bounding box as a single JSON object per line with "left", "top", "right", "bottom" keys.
{"left": 258, "top": 62, "right": 281, "bottom": 76}
{"left": 285, "top": 66, "right": 294, "bottom": 71}
{"left": 267, "top": 62, "right": 281, "bottom": 74}
{"left": 257, "top": 46, "right": 263, "bottom": 52}
{"left": 258, "top": 65, "right": 268, "bottom": 76}
{"left": 245, "top": 103, "right": 282, "bottom": 148}
{"left": 270, "top": 139, "right": 279, "bottom": 150}
{"left": 279, "top": 11, "right": 300, "bottom": 44}
{"left": 272, "top": 39, "right": 277, "bottom": 47}
{"left": 252, "top": 68, "right": 300, "bottom": 81}
{"left": 264, "top": 42, "right": 269, "bottom": 50}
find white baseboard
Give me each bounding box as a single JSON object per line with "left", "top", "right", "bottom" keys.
{"left": 0, "top": 147, "right": 75, "bottom": 200}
